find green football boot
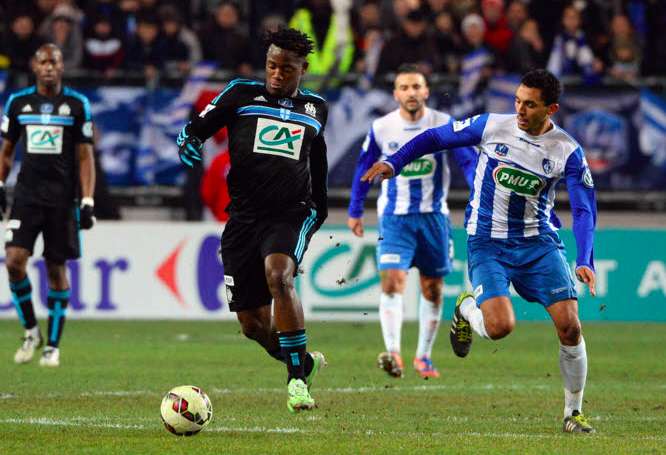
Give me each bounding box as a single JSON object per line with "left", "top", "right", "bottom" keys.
{"left": 287, "top": 378, "right": 315, "bottom": 414}
{"left": 563, "top": 410, "right": 596, "bottom": 433}
{"left": 450, "top": 291, "right": 474, "bottom": 358}
{"left": 305, "top": 351, "right": 327, "bottom": 390}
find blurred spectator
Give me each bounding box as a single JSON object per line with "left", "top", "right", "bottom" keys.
{"left": 41, "top": 5, "right": 84, "bottom": 71}
{"left": 425, "top": 0, "right": 451, "bottom": 18}
{"left": 641, "top": 0, "right": 666, "bottom": 76}
{"left": 433, "top": 10, "right": 462, "bottom": 74}
{"left": 355, "top": 26, "right": 384, "bottom": 86}
{"left": 355, "top": 0, "right": 382, "bottom": 35}
{"left": 119, "top": 0, "right": 142, "bottom": 37}
{"left": 289, "top": 0, "right": 355, "bottom": 90}
{"left": 85, "top": 0, "right": 126, "bottom": 37}
{"left": 504, "top": 19, "right": 546, "bottom": 74}
{"left": 506, "top": 0, "right": 528, "bottom": 32}
{"left": 456, "top": 13, "right": 493, "bottom": 117}
{"left": 83, "top": 14, "right": 124, "bottom": 77}
{"left": 527, "top": 0, "right": 567, "bottom": 51}
{"left": 124, "top": 12, "right": 166, "bottom": 80}
{"left": 159, "top": 4, "right": 201, "bottom": 76}
{"left": 376, "top": 8, "right": 438, "bottom": 79}
{"left": 199, "top": 1, "right": 253, "bottom": 76}
{"left": 4, "top": 13, "right": 45, "bottom": 74}
{"left": 606, "top": 14, "right": 641, "bottom": 82}
{"left": 35, "top": 0, "right": 58, "bottom": 28}
{"left": 384, "top": 0, "right": 422, "bottom": 33}
{"left": 250, "top": 14, "right": 287, "bottom": 69}
{"left": 547, "top": 5, "right": 602, "bottom": 80}
{"left": 481, "top": 0, "right": 513, "bottom": 57}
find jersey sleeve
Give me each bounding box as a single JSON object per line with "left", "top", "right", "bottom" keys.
{"left": 186, "top": 83, "right": 241, "bottom": 141}
{"left": 75, "top": 95, "right": 94, "bottom": 145}
{"left": 310, "top": 104, "right": 329, "bottom": 226}
{"left": 348, "top": 125, "right": 382, "bottom": 217}
{"left": 564, "top": 147, "right": 597, "bottom": 270}
{"left": 1, "top": 99, "right": 21, "bottom": 143}
{"left": 385, "top": 113, "right": 488, "bottom": 175}
{"left": 449, "top": 145, "right": 479, "bottom": 188}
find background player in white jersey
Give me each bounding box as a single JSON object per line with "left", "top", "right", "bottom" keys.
{"left": 362, "top": 70, "right": 597, "bottom": 433}
{"left": 347, "top": 64, "right": 476, "bottom": 379}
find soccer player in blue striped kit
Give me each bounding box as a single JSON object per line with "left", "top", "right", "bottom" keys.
{"left": 362, "top": 69, "right": 597, "bottom": 433}
{"left": 348, "top": 64, "right": 476, "bottom": 379}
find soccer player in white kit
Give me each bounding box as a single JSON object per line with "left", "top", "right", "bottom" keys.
{"left": 362, "top": 70, "right": 597, "bottom": 433}
{"left": 348, "top": 64, "right": 476, "bottom": 379}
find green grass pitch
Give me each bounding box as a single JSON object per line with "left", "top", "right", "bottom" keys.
{"left": 0, "top": 320, "right": 664, "bottom": 454}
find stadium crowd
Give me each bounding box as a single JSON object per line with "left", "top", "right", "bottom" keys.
{"left": 0, "top": 0, "right": 665, "bottom": 87}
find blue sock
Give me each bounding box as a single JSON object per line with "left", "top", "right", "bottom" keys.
{"left": 47, "top": 289, "right": 70, "bottom": 348}
{"left": 279, "top": 329, "right": 307, "bottom": 382}
{"left": 10, "top": 277, "right": 37, "bottom": 330}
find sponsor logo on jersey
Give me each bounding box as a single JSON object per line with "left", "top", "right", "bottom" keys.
{"left": 582, "top": 167, "right": 594, "bottom": 188}
{"left": 224, "top": 275, "right": 234, "bottom": 285}
{"left": 493, "top": 165, "right": 544, "bottom": 196}
{"left": 82, "top": 121, "right": 93, "bottom": 138}
{"left": 26, "top": 125, "right": 63, "bottom": 154}
{"left": 253, "top": 95, "right": 267, "bottom": 102}
{"left": 253, "top": 118, "right": 304, "bottom": 160}
{"left": 40, "top": 103, "right": 54, "bottom": 114}
{"left": 304, "top": 102, "right": 317, "bottom": 117}
{"left": 21, "top": 104, "right": 32, "bottom": 113}
{"left": 542, "top": 158, "right": 554, "bottom": 175}
{"left": 399, "top": 156, "right": 436, "bottom": 179}
{"left": 494, "top": 143, "right": 509, "bottom": 156}
{"left": 278, "top": 98, "right": 293, "bottom": 108}
{"left": 58, "top": 103, "right": 71, "bottom": 116}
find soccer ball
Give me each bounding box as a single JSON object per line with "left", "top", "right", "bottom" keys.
{"left": 160, "top": 385, "right": 213, "bottom": 436}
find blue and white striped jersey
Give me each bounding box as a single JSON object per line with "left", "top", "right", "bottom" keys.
{"left": 384, "top": 113, "right": 597, "bottom": 269}
{"left": 348, "top": 108, "right": 476, "bottom": 217}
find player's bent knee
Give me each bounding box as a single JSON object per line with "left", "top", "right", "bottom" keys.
{"left": 421, "top": 284, "right": 443, "bottom": 304}
{"left": 559, "top": 322, "right": 582, "bottom": 345}
{"left": 5, "top": 255, "right": 27, "bottom": 280}
{"left": 265, "top": 268, "right": 295, "bottom": 296}
{"left": 486, "top": 316, "right": 515, "bottom": 340}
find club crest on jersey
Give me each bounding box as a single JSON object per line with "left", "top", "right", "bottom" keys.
{"left": 542, "top": 158, "right": 554, "bottom": 175}
{"left": 58, "top": 103, "right": 71, "bottom": 116}
{"left": 278, "top": 98, "right": 293, "bottom": 108}
{"left": 40, "top": 103, "right": 54, "bottom": 114}
{"left": 304, "top": 102, "right": 317, "bottom": 117}
{"left": 494, "top": 143, "right": 509, "bottom": 156}
{"left": 388, "top": 141, "right": 400, "bottom": 151}
{"left": 279, "top": 108, "right": 291, "bottom": 121}
{"left": 493, "top": 165, "right": 544, "bottom": 196}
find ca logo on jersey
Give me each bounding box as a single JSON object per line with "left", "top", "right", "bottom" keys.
{"left": 253, "top": 118, "right": 304, "bottom": 160}
{"left": 400, "top": 156, "right": 436, "bottom": 179}
{"left": 26, "top": 125, "right": 63, "bottom": 154}
{"left": 493, "top": 165, "right": 544, "bottom": 196}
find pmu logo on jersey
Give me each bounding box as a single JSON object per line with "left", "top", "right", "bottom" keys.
{"left": 493, "top": 165, "right": 544, "bottom": 196}
{"left": 400, "top": 156, "right": 436, "bottom": 179}
{"left": 253, "top": 118, "right": 303, "bottom": 160}
{"left": 26, "top": 125, "right": 63, "bottom": 154}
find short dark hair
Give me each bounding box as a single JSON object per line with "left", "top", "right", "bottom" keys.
{"left": 520, "top": 69, "right": 562, "bottom": 105}
{"left": 396, "top": 63, "right": 428, "bottom": 85}
{"left": 264, "top": 27, "right": 314, "bottom": 58}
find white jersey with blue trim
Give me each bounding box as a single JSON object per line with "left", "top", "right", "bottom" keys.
{"left": 460, "top": 114, "right": 587, "bottom": 238}
{"left": 370, "top": 107, "right": 453, "bottom": 216}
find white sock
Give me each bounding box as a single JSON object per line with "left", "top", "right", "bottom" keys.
{"left": 27, "top": 326, "right": 40, "bottom": 338}
{"left": 460, "top": 295, "right": 490, "bottom": 339}
{"left": 379, "top": 292, "right": 403, "bottom": 353}
{"left": 559, "top": 337, "right": 588, "bottom": 417}
{"left": 416, "top": 295, "right": 442, "bottom": 358}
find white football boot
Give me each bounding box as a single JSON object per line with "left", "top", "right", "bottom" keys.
{"left": 39, "top": 347, "right": 60, "bottom": 367}
{"left": 14, "top": 330, "right": 43, "bottom": 364}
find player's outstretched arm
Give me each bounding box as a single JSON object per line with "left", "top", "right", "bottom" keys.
{"left": 565, "top": 147, "right": 597, "bottom": 297}
{"left": 78, "top": 143, "right": 96, "bottom": 229}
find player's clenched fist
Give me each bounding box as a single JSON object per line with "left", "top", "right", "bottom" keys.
{"left": 79, "top": 198, "right": 96, "bottom": 230}
{"left": 361, "top": 162, "right": 394, "bottom": 182}
{"left": 575, "top": 266, "right": 596, "bottom": 297}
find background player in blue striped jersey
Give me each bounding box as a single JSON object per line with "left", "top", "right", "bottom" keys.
{"left": 0, "top": 44, "right": 96, "bottom": 368}
{"left": 362, "top": 70, "right": 597, "bottom": 433}
{"left": 347, "top": 64, "right": 476, "bottom": 379}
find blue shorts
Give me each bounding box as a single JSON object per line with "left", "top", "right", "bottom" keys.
{"left": 467, "top": 233, "right": 577, "bottom": 307}
{"left": 377, "top": 212, "right": 453, "bottom": 277}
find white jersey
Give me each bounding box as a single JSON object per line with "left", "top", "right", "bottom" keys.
{"left": 349, "top": 108, "right": 453, "bottom": 217}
